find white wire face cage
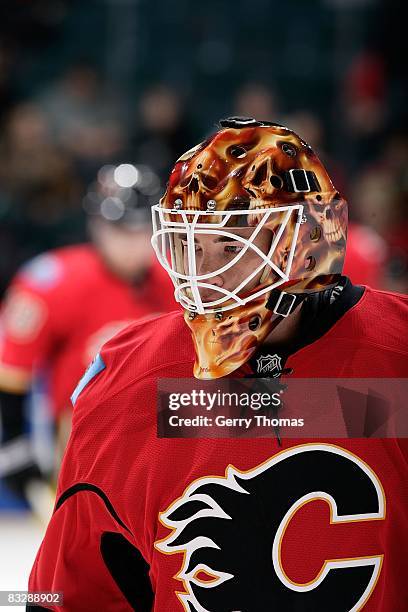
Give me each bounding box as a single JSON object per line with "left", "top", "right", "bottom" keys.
{"left": 151, "top": 203, "right": 304, "bottom": 314}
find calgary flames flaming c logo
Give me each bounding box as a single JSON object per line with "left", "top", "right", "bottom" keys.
{"left": 155, "top": 444, "right": 385, "bottom": 612}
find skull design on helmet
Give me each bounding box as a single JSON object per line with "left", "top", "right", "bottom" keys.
{"left": 151, "top": 118, "right": 348, "bottom": 378}
{"left": 307, "top": 193, "right": 347, "bottom": 245}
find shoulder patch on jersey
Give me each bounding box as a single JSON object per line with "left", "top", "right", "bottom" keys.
{"left": 20, "top": 254, "right": 63, "bottom": 290}
{"left": 2, "top": 290, "right": 47, "bottom": 342}
{"left": 71, "top": 353, "right": 106, "bottom": 406}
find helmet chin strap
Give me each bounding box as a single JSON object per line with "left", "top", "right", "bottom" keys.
{"left": 265, "top": 277, "right": 348, "bottom": 319}
{"left": 265, "top": 290, "right": 307, "bottom": 317}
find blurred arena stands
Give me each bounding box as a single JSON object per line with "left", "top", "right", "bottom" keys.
{"left": 0, "top": 0, "right": 406, "bottom": 598}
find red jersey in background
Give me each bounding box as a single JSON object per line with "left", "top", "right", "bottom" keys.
{"left": 0, "top": 243, "right": 176, "bottom": 416}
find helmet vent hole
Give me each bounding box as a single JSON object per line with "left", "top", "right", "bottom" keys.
{"left": 281, "top": 142, "right": 297, "bottom": 157}
{"left": 248, "top": 315, "right": 261, "bottom": 331}
{"left": 190, "top": 177, "right": 199, "bottom": 193}
{"left": 305, "top": 255, "right": 316, "bottom": 271}
{"left": 228, "top": 145, "right": 247, "bottom": 159}
{"left": 252, "top": 162, "right": 267, "bottom": 186}
{"left": 316, "top": 194, "right": 322, "bottom": 201}
{"left": 270, "top": 175, "right": 283, "bottom": 189}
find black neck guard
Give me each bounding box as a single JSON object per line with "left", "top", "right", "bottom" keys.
{"left": 249, "top": 277, "right": 364, "bottom": 376}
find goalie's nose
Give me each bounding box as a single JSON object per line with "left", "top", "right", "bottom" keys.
{"left": 199, "top": 275, "right": 224, "bottom": 301}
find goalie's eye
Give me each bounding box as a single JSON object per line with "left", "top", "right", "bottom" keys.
{"left": 224, "top": 244, "right": 244, "bottom": 254}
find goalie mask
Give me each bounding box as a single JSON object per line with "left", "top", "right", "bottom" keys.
{"left": 151, "top": 117, "right": 347, "bottom": 379}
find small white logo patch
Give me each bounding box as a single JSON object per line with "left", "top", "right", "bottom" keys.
{"left": 256, "top": 354, "right": 282, "bottom": 376}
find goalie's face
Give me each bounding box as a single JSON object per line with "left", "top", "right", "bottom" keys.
{"left": 179, "top": 227, "right": 272, "bottom": 302}
{"left": 152, "top": 205, "right": 303, "bottom": 314}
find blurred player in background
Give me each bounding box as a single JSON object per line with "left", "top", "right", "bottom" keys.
{"left": 0, "top": 163, "right": 175, "bottom": 513}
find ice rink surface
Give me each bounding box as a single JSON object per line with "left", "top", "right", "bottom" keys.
{"left": 0, "top": 514, "right": 45, "bottom": 611}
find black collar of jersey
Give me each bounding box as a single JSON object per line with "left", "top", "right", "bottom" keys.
{"left": 248, "top": 277, "right": 364, "bottom": 377}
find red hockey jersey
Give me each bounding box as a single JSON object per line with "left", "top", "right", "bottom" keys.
{"left": 0, "top": 244, "right": 175, "bottom": 416}
{"left": 28, "top": 285, "right": 408, "bottom": 611}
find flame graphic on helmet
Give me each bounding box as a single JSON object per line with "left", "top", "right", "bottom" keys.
{"left": 151, "top": 120, "right": 347, "bottom": 379}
